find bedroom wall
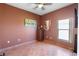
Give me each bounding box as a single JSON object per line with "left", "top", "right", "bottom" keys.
{"left": 0, "top": 4, "right": 40, "bottom": 49}
{"left": 0, "top": 3, "right": 78, "bottom": 51}
{"left": 41, "top": 4, "right": 78, "bottom": 50}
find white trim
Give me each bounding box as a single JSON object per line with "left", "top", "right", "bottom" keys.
{"left": 0, "top": 40, "right": 36, "bottom": 52}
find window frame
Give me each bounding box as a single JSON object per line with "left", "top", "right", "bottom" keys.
{"left": 58, "top": 19, "right": 70, "bottom": 42}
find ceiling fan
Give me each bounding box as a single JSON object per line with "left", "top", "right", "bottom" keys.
{"left": 33, "top": 3, "right": 52, "bottom": 10}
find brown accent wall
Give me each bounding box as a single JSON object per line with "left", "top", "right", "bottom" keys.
{"left": 41, "top": 4, "right": 78, "bottom": 50}
{"left": 0, "top": 4, "right": 40, "bottom": 49}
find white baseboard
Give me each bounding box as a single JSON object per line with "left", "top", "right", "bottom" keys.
{"left": 0, "top": 40, "right": 36, "bottom": 53}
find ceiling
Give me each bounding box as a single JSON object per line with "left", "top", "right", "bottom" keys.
{"left": 7, "top": 3, "right": 73, "bottom": 15}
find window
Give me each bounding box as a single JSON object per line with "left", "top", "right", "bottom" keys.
{"left": 58, "top": 19, "right": 70, "bottom": 41}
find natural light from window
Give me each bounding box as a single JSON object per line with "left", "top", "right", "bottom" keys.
{"left": 58, "top": 19, "right": 70, "bottom": 41}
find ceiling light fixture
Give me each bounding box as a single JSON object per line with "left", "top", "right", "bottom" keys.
{"left": 33, "top": 3, "right": 52, "bottom": 10}
{"left": 38, "top": 4, "right": 44, "bottom": 8}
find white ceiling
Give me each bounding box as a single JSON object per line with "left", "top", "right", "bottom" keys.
{"left": 7, "top": 3, "right": 73, "bottom": 15}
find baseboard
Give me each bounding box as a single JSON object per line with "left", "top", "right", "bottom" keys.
{"left": 0, "top": 40, "right": 36, "bottom": 53}
{"left": 44, "top": 39, "right": 73, "bottom": 50}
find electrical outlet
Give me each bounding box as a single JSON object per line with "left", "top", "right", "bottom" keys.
{"left": 49, "top": 37, "right": 52, "bottom": 39}
{"left": 17, "top": 38, "right": 21, "bottom": 42}
{"left": 7, "top": 41, "right": 10, "bottom": 43}
{"left": 46, "top": 36, "right": 48, "bottom": 38}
